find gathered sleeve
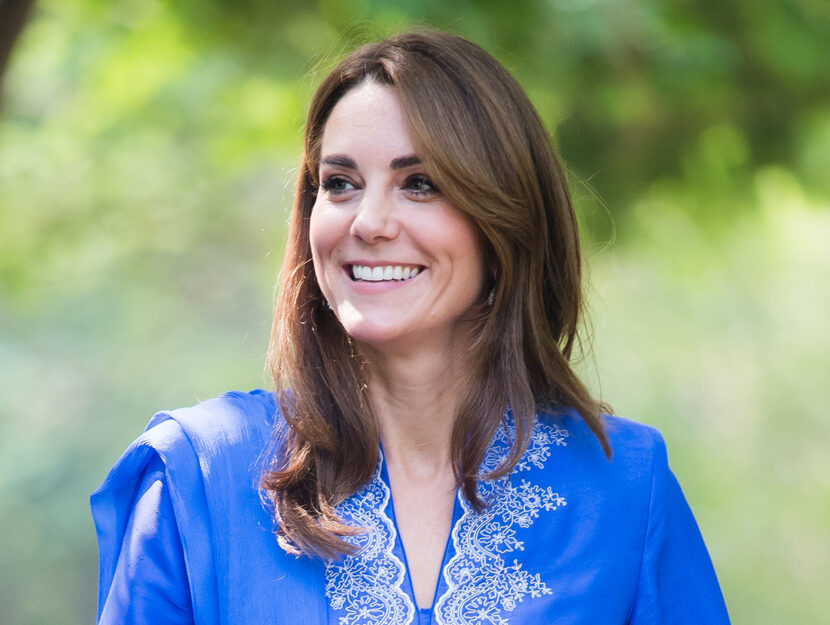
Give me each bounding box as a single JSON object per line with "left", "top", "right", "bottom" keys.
{"left": 628, "top": 429, "right": 730, "bottom": 624}
{"left": 90, "top": 391, "right": 326, "bottom": 625}
{"left": 96, "top": 453, "right": 194, "bottom": 624}
{"left": 91, "top": 417, "right": 220, "bottom": 625}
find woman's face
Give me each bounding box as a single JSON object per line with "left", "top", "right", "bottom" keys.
{"left": 309, "top": 80, "right": 487, "bottom": 353}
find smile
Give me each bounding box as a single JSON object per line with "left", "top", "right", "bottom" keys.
{"left": 350, "top": 264, "right": 423, "bottom": 282}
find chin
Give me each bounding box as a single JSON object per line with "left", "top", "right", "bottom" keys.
{"left": 340, "top": 322, "right": 409, "bottom": 349}
{"left": 333, "top": 306, "right": 407, "bottom": 343}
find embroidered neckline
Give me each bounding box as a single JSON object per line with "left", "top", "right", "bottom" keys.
{"left": 433, "top": 418, "right": 568, "bottom": 625}
{"left": 324, "top": 416, "right": 569, "bottom": 625}
{"left": 324, "top": 450, "right": 416, "bottom": 625}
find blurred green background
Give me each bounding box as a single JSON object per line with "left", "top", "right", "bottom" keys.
{"left": 1, "top": 0, "right": 828, "bottom": 622}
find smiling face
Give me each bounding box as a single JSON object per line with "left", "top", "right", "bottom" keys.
{"left": 309, "top": 81, "right": 487, "bottom": 354}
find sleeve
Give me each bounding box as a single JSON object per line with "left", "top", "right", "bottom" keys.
{"left": 628, "top": 429, "right": 731, "bottom": 624}
{"left": 96, "top": 453, "right": 195, "bottom": 625}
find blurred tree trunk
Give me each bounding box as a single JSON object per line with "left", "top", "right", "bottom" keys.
{"left": 0, "top": 0, "right": 35, "bottom": 106}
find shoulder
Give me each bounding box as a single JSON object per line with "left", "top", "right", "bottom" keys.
{"left": 544, "top": 409, "right": 666, "bottom": 464}
{"left": 148, "top": 388, "right": 279, "bottom": 448}
{"left": 92, "top": 388, "right": 284, "bottom": 557}
{"left": 94, "top": 389, "right": 281, "bottom": 500}
{"left": 535, "top": 409, "right": 670, "bottom": 499}
{"left": 145, "top": 388, "right": 282, "bottom": 491}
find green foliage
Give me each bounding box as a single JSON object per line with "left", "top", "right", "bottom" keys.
{"left": 0, "top": 1, "right": 828, "bottom": 623}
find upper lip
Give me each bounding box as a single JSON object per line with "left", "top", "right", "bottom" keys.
{"left": 344, "top": 260, "right": 426, "bottom": 268}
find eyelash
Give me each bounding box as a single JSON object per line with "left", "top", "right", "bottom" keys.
{"left": 320, "top": 176, "right": 355, "bottom": 194}
{"left": 319, "top": 174, "right": 440, "bottom": 197}
{"left": 403, "top": 174, "right": 439, "bottom": 196}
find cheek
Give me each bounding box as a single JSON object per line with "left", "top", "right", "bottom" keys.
{"left": 444, "top": 213, "right": 488, "bottom": 286}
{"left": 309, "top": 203, "right": 338, "bottom": 291}
{"left": 309, "top": 203, "right": 338, "bottom": 263}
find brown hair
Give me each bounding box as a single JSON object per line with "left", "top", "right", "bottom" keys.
{"left": 262, "top": 29, "right": 610, "bottom": 558}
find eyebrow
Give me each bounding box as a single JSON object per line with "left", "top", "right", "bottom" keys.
{"left": 390, "top": 155, "right": 421, "bottom": 170}
{"left": 321, "top": 155, "right": 356, "bottom": 169}
{"left": 319, "top": 154, "right": 422, "bottom": 171}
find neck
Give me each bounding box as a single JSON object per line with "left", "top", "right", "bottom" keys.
{"left": 358, "top": 337, "right": 475, "bottom": 478}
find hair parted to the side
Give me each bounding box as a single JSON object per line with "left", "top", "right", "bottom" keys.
{"left": 262, "top": 29, "right": 611, "bottom": 558}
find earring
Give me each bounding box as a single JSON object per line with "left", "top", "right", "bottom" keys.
{"left": 487, "top": 288, "right": 495, "bottom": 306}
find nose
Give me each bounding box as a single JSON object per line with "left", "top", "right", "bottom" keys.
{"left": 349, "top": 188, "right": 400, "bottom": 243}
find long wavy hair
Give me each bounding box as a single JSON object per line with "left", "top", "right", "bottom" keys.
{"left": 262, "top": 29, "right": 611, "bottom": 558}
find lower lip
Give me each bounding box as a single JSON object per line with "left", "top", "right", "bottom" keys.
{"left": 344, "top": 268, "right": 424, "bottom": 294}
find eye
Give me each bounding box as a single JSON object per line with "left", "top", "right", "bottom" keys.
{"left": 321, "top": 175, "right": 356, "bottom": 195}
{"left": 403, "top": 174, "right": 439, "bottom": 197}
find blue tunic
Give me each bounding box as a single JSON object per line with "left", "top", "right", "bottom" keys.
{"left": 91, "top": 389, "right": 730, "bottom": 624}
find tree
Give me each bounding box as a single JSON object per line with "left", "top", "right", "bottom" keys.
{"left": 0, "top": 0, "right": 35, "bottom": 105}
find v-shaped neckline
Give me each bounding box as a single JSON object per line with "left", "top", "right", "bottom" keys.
{"left": 378, "top": 450, "right": 464, "bottom": 615}
{"left": 322, "top": 415, "right": 571, "bottom": 625}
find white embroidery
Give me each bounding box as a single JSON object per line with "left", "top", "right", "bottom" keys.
{"left": 480, "top": 418, "right": 569, "bottom": 476}
{"left": 324, "top": 417, "right": 569, "bottom": 625}
{"left": 433, "top": 418, "right": 568, "bottom": 625}
{"left": 324, "top": 451, "right": 416, "bottom": 625}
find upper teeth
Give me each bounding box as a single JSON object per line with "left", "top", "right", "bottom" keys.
{"left": 352, "top": 265, "right": 421, "bottom": 281}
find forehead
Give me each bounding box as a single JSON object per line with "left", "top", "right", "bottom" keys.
{"left": 320, "top": 81, "right": 415, "bottom": 157}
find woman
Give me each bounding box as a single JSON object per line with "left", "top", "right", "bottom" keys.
{"left": 92, "top": 30, "right": 730, "bottom": 624}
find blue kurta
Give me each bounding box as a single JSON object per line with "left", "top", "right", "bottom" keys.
{"left": 91, "top": 389, "right": 730, "bottom": 624}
